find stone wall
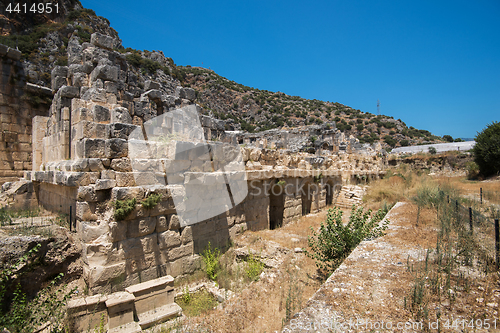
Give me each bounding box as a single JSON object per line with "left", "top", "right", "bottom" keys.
{"left": 0, "top": 43, "right": 52, "bottom": 185}
{"left": 23, "top": 32, "right": 388, "bottom": 294}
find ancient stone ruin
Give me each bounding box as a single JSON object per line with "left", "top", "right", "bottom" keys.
{"left": 1, "top": 32, "right": 388, "bottom": 331}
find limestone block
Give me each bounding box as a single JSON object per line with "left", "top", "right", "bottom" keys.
{"left": 149, "top": 199, "right": 175, "bottom": 217}
{"left": 72, "top": 107, "right": 93, "bottom": 124}
{"left": 105, "top": 81, "right": 118, "bottom": 94}
{"left": 90, "top": 64, "right": 119, "bottom": 82}
{"left": 76, "top": 201, "right": 97, "bottom": 221}
{"left": 125, "top": 252, "right": 157, "bottom": 274}
{"left": 88, "top": 158, "right": 105, "bottom": 172}
{"left": 77, "top": 186, "right": 97, "bottom": 202}
{"left": 124, "top": 276, "right": 180, "bottom": 329}
{"left": 67, "top": 294, "right": 108, "bottom": 333}
{"left": 76, "top": 138, "right": 106, "bottom": 159}
{"left": 111, "top": 107, "right": 132, "bottom": 124}
{"left": 95, "top": 179, "right": 116, "bottom": 190}
{"left": 158, "top": 230, "right": 181, "bottom": 250}
{"left": 69, "top": 63, "right": 93, "bottom": 75}
{"left": 71, "top": 159, "right": 90, "bottom": 172}
{"left": 167, "top": 243, "right": 194, "bottom": 261}
{"left": 92, "top": 104, "right": 110, "bottom": 123}
{"left": 105, "top": 139, "right": 128, "bottom": 158}
{"left": 127, "top": 217, "right": 157, "bottom": 238}
{"left": 110, "top": 158, "right": 132, "bottom": 172}
{"left": 156, "top": 216, "right": 168, "bottom": 233}
{"left": 78, "top": 220, "right": 108, "bottom": 242}
{"left": 109, "top": 221, "right": 127, "bottom": 242}
{"left": 144, "top": 80, "right": 161, "bottom": 91}
{"left": 109, "top": 123, "right": 138, "bottom": 139}
{"left": 168, "top": 214, "right": 181, "bottom": 230}
{"left": 142, "top": 89, "right": 162, "bottom": 101}
{"left": 59, "top": 85, "right": 80, "bottom": 98}
{"left": 105, "top": 292, "right": 139, "bottom": 332}
{"left": 90, "top": 32, "right": 117, "bottom": 50}
{"left": 111, "top": 187, "right": 145, "bottom": 201}
{"left": 101, "top": 169, "right": 116, "bottom": 180}
{"left": 115, "top": 172, "right": 136, "bottom": 186}
{"left": 119, "top": 234, "right": 158, "bottom": 259}
{"left": 180, "top": 226, "right": 192, "bottom": 244}
{"left": 81, "top": 87, "right": 107, "bottom": 103}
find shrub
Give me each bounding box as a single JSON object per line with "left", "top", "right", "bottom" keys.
{"left": 400, "top": 139, "right": 409, "bottom": 147}
{"left": 114, "top": 198, "right": 136, "bottom": 221}
{"left": 141, "top": 193, "right": 162, "bottom": 209}
{"left": 306, "top": 206, "right": 389, "bottom": 275}
{"left": 472, "top": 121, "right": 500, "bottom": 177}
{"left": 466, "top": 161, "right": 480, "bottom": 180}
{"left": 202, "top": 242, "right": 220, "bottom": 281}
{"left": 443, "top": 135, "right": 454, "bottom": 142}
{"left": 384, "top": 135, "right": 397, "bottom": 148}
{"left": 428, "top": 146, "right": 437, "bottom": 155}
{"left": 245, "top": 255, "right": 265, "bottom": 281}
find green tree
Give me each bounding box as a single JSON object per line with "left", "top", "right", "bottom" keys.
{"left": 472, "top": 121, "right": 500, "bottom": 176}
{"left": 442, "top": 135, "right": 454, "bottom": 142}
{"left": 428, "top": 146, "right": 437, "bottom": 155}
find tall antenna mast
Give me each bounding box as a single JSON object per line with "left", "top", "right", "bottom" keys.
{"left": 377, "top": 99, "right": 380, "bottom": 116}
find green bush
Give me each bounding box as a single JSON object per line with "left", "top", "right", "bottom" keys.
{"left": 400, "top": 139, "right": 409, "bottom": 147}
{"left": 245, "top": 255, "right": 265, "bottom": 281}
{"left": 306, "top": 206, "right": 389, "bottom": 275}
{"left": 384, "top": 135, "right": 397, "bottom": 148}
{"left": 113, "top": 198, "right": 136, "bottom": 221}
{"left": 428, "top": 146, "right": 437, "bottom": 154}
{"left": 472, "top": 121, "right": 500, "bottom": 177}
{"left": 202, "top": 242, "right": 220, "bottom": 281}
{"left": 141, "top": 193, "right": 162, "bottom": 209}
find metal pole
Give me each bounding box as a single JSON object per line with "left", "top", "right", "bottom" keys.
{"left": 469, "top": 207, "right": 473, "bottom": 234}
{"left": 480, "top": 188, "right": 483, "bottom": 204}
{"left": 495, "top": 219, "right": 499, "bottom": 270}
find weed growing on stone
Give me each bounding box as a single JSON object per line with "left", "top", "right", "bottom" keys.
{"left": 113, "top": 198, "right": 136, "bottom": 221}
{"left": 202, "top": 242, "right": 221, "bottom": 281}
{"left": 176, "top": 289, "right": 217, "bottom": 317}
{"left": 141, "top": 193, "right": 162, "bottom": 209}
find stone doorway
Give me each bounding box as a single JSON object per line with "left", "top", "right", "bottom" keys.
{"left": 269, "top": 180, "right": 285, "bottom": 230}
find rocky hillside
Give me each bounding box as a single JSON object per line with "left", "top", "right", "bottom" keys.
{"left": 1, "top": 0, "right": 445, "bottom": 150}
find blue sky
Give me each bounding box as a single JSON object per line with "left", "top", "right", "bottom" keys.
{"left": 81, "top": 0, "right": 500, "bottom": 139}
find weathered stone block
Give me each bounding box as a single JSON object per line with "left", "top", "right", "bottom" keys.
{"left": 119, "top": 234, "right": 158, "bottom": 259}
{"left": 90, "top": 32, "right": 118, "bottom": 50}
{"left": 111, "top": 107, "right": 132, "bottom": 124}
{"left": 109, "top": 221, "right": 127, "bottom": 242}
{"left": 59, "top": 85, "right": 80, "bottom": 98}
{"left": 101, "top": 169, "right": 116, "bottom": 180}
{"left": 76, "top": 138, "right": 106, "bottom": 158}
{"left": 156, "top": 215, "right": 168, "bottom": 233}
{"left": 105, "top": 138, "right": 128, "bottom": 158}
{"left": 127, "top": 217, "right": 156, "bottom": 238}
{"left": 111, "top": 186, "right": 145, "bottom": 201}
{"left": 110, "top": 158, "right": 132, "bottom": 172}
{"left": 158, "top": 230, "right": 181, "bottom": 250}
{"left": 115, "top": 172, "right": 136, "bottom": 186}
{"left": 144, "top": 80, "right": 161, "bottom": 91}
{"left": 109, "top": 123, "right": 138, "bottom": 139}
{"left": 169, "top": 214, "right": 180, "bottom": 230}
{"left": 95, "top": 178, "right": 116, "bottom": 190}
{"left": 90, "top": 64, "right": 119, "bottom": 82}
{"left": 76, "top": 201, "right": 97, "bottom": 221}
{"left": 167, "top": 243, "right": 193, "bottom": 261}
{"left": 92, "top": 104, "right": 110, "bottom": 123}
{"left": 180, "top": 226, "right": 192, "bottom": 244}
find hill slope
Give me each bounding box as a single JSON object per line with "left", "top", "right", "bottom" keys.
{"left": 1, "top": 0, "right": 445, "bottom": 150}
